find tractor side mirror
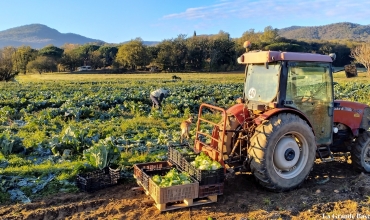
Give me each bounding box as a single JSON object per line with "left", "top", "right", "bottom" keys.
{"left": 329, "top": 53, "right": 336, "bottom": 61}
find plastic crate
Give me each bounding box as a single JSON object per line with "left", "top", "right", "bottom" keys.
{"left": 168, "top": 144, "right": 198, "bottom": 169}
{"left": 183, "top": 158, "right": 224, "bottom": 185}
{"left": 109, "top": 167, "right": 121, "bottom": 184}
{"left": 76, "top": 167, "right": 120, "bottom": 192}
{"left": 148, "top": 174, "right": 199, "bottom": 204}
{"left": 133, "top": 161, "right": 174, "bottom": 191}
{"left": 198, "top": 182, "right": 224, "bottom": 198}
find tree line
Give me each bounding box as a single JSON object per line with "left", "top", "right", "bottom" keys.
{"left": 0, "top": 26, "right": 368, "bottom": 81}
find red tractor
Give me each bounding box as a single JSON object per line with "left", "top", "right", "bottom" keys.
{"left": 193, "top": 43, "right": 370, "bottom": 192}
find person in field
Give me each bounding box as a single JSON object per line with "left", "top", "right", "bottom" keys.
{"left": 150, "top": 88, "right": 170, "bottom": 108}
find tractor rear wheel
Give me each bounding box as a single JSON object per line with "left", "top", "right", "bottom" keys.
{"left": 249, "top": 113, "right": 316, "bottom": 192}
{"left": 351, "top": 131, "right": 370, "bottom": 172}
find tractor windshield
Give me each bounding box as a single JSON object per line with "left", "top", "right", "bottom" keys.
{"left": 244, "top": 62, "right": 281, "bottom": 103}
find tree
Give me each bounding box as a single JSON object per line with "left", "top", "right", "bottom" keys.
{"left": 76, "top": 44, "right": 100, "bottom": 66}
{"left": 350, "top": 43, "right": 370, "bottom": 76}
{"left": 27, "top": 56, "right": 57, "bottom": 74}
{"left": 331, "top": 43, "right": 351, "bottom": 66}
{"left": 38, "top": 45, "right": 64, "bottom": 59}
{"left": 171, "top": 34, "right": 188, "bottom": 71}
{"left": 260, "top": 26, "right": 279, "bottom": 43}
{"left": 206, "top": 37, "right": 236, "bottom": 72}
{"left": 116, "top": 38, "right": 148, "bottom": 70}
{"left": 237, "top": 29, "right": 263, "bottom": 53}
{"left": 186, "top": 36, "right": 207, "bottom": 70}
{"left": 154, "top": 40, "right": 173, "bottom": 71}
{"left": 98, "top": 46, "right": 118, "bottom": 68}
{"left": 146, "top": 46, "right": 159, "bottom": 64}
{"left": 89, "top": 50, "right": 103, "bottom": 69}
{"left": 12, "top": 46, "right": 37, "bottom": 74}
{"left": 264, "top": 42, "right": 303, "bottom": 52}
{"left": 60, "top": 44, "right": 80, "bottom": 71}
{"left": 0, "top": 47, "right": 18, "bottom": 81}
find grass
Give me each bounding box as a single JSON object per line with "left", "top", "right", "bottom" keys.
{"left": 14, "top": 69, "right": 369, "bottom": 84}
{"left": 15, "top": 71, "right": 246, "bottom": 84}
{"left": 333, "top": 69, "right": 370, "bottom": 83}
{"left": 0, "top": 159, "right": 86, "bottom": 178}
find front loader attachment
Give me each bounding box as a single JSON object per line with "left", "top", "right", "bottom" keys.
{"left": 194, "top": 103, "right": 227, "bottom": 167}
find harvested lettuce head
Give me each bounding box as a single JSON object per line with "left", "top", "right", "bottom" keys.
{"left": 191, "top": 152, "right": 222, "bottom": 170}
{"left": 151, "top": 168, "right": 192, "bottom": 187}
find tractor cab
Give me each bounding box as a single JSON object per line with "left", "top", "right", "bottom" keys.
{"left": 239, "top": 50, "right": 335, "bottom": 145}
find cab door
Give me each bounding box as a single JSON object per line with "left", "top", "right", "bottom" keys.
{"left": 285, "top": 62, "right": 334, "bottom": 145}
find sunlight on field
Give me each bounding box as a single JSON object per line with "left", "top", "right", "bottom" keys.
{"left": 16, "top": 72, "right": 245, "bottom": 83}
{"left": 15, "top": 68, "right": 369, "bottom": 84}
{"left": 333, "top": 70, "right": 370, "bottom": 83}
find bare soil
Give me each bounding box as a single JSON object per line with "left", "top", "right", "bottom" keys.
{"left": 2, "top": 155, "right": 370, "bottom": 220}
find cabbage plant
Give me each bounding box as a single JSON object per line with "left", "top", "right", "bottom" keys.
{"left": 83, "top": 137, "right": 121, "bottom": 169}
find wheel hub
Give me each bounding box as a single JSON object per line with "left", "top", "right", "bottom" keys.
{"left": 274, "top": 137, "right": 300, "bottom": 171}
{"left": 284, "top": 148, "right": 295, "bottom": 161}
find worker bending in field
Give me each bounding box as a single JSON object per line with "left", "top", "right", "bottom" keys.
{"left": 150, "top": 88, "right": 170, "bottom": 108}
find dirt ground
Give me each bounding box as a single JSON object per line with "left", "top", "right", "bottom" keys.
{"left": 2, "top": 154, "right": 370, "bottom": 220}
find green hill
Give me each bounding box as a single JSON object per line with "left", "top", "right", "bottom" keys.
{"left": 279, "top": 22, "right": 370, "bottom": 41}
{"left": 0, "top": 24, "right": 104, "bottom": 48}
{"left": 0, "top": 24, "right": 160, "bottom": 48}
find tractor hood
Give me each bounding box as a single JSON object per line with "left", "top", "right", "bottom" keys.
{"left": 334, "top": 100, "right": 370, "bottom": 136}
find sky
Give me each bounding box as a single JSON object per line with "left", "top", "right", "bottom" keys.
{"left": 0, "top": 0, "right": 369, "bottom": 43}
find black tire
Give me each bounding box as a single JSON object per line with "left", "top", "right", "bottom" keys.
{"left": 249, "top": 113, "right": 316, "bottom": 192}
{"left": 351, "top": 131, "right": 370, "bottom": 172}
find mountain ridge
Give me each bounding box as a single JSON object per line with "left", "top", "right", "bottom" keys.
{"left": 278, "top": 22, "right": 370, "bottom": 41}
{"left": 1, "top": 22, "right": 370, "bottom": 49}
{"left": 0, "top": 24, "right": 106, "bottom": 48}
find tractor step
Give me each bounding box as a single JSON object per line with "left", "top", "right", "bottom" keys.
{"left": 321, "top": 158, "right": 335, "bottom": 162}
{"left": 316, "top": 145, "right": 335, "bottom": 162}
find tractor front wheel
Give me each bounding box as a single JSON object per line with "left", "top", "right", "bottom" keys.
{"left": 249, "top": 113, "right": 316, "bottom": 192}
{"left": 351, "top": 131, "right": 370, "bottom": 172}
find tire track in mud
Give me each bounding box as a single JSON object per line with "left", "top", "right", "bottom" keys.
{"left": 1, "top": 199, "right": 106, "bottom": 220}
{"left": 2, "top": 161, "right": 370, "bottom": 220}
{"left": 0, "top": 183, "right": 147, "bottom": 220}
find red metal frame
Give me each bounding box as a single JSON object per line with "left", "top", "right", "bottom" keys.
{"left": 194, "top": 103, "right": 227, "bottom": 166}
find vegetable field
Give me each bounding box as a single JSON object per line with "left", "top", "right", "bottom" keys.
{"left": 0, "top": 73, "right": 244, "bottom": 204}
{"left": 1, "top": 71, "right": 370, "bottom": 219}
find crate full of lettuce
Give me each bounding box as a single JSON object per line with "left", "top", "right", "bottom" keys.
{"left": 149, "top": 168, "right": 199, "bottom": 204}
{"left": 184, "top": 152, "right": 225, "bottom": 185}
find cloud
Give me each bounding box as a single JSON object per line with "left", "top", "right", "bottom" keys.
{"left": 162, "top": 2, "right": 232, "bottom": 20}
{"left": 161, "top": 0, "right": 370, "bottom": 23}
